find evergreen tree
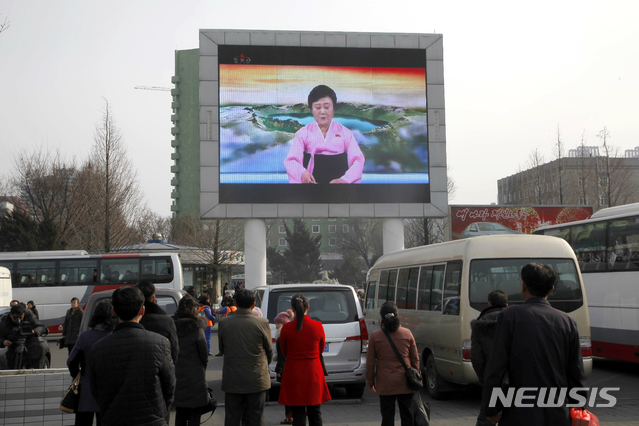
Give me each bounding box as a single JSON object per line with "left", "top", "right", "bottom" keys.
{"left": 0, "top": 208, "right": 60, "bottom": 251}
{"left": 267, "top": 219, "right": 322, "bottom": 283}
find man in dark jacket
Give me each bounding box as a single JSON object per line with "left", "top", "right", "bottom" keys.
{"left": 90, "top": 286, "right": 175, "bottom": 426}
{"left": 219, "top": 289, "right": 272, "bottom": 426}
{"left": 0, "top": 304, "right": 48, "bottom": 369}
{"left": 471, "top": 290, "right": 508, "bottom": 426}
{"left": 136, "top": 280, "right": 179, "bottom": 363}
{"left": 62, "top": 297, "right": 83, "bottom": 354}
{"left": 482, "top": 263, "right": 584, "bottom": 425}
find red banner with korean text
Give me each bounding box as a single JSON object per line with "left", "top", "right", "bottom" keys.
{"left": 450, "top": 205, "right": 593, "bottom": 240}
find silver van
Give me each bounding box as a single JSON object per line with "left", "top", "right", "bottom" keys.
{"left": 254, "top": 284, "right": 368, "bottom": 398}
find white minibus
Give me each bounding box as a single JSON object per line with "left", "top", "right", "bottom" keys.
{"left": 363, "top": 234, "right": 592, "bottom": 398}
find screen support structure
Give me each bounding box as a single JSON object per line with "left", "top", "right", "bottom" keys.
{"left": 244, "top": 219, "right": 267, "bottom": 290}
{"left": 383, "top": 219, "right": 405, "bottom": 254}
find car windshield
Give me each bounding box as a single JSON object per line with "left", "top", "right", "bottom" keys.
{"left": 267, "top": 288, "right": 358, "bottom": 324}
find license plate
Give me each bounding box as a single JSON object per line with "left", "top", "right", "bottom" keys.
{"left": 324, "top": 343, "right": 329, "bottom": 352}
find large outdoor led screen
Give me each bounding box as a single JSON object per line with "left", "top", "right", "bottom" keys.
{"left": 218, "top": 45, "right": 429, "bottom": 204}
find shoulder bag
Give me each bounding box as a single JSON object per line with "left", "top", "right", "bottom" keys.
{"left": 60, "top": 373, "right": 81, "bottom": 413}
{"left": 382, "top": 328, "right": 423, "bottom": 391}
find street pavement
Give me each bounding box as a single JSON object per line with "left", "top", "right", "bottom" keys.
{"left": 50, "top": 325, "right": 639, "bottom": 425}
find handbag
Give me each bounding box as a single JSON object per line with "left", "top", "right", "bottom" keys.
{"left": 382, "top": 329, "right": 423, "bottom": 390}
{"left": 200, "top": 387, "right": 217, "bottom": 415}
{"left": 60, "top": 373, "right": 81, "bottom": 413}
{"left": 410, "top": 390, "right": 431, "bottom": 426}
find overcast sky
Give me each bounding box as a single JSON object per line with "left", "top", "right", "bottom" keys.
{"left": 1, "top": 0, "right": 637, "bottom": 217}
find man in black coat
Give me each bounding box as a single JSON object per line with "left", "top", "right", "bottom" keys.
{"left": 0, "top": 304, "right": 48, "bottom": 369}
{"left": 62, "top": 297, "right": 83, "bottom": 354}
{"left": 471, "top": 290, "right": 508, "bottom": 426}
{"left": 90, "top": 286, "right": 175, "bottom": 426}
{"left": 136, "top": 280, "right": 179, "bottom": 363}
{"left": 482, "top": 263, "right": 584, "bottom": 425}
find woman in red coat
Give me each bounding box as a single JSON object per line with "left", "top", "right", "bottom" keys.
{"left": 279, "top": 293, "right": 331, "bottom": 426}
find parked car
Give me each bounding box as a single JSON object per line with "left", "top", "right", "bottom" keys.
{"left": 461, "top": 222, "right": 523, "bottom": 238}
{"left": 254, "top": 284, "right": 368, "bottom": 399}
{"left": 79, "top": 288, "right": 184, "bottom": 333}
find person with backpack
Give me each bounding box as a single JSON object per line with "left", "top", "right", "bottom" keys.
{"left": 212, "top": 297, "right": 237, "bottom": 356}
{"left": 197, "top": 295, "right": 216, "bottom": 356}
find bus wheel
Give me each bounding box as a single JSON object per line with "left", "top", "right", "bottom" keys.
{"left": 425, "top": 354, "right": 445, "bottom": 399}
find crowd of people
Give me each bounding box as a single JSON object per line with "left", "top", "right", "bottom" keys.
{"left": 0, "top": 261, "right": 586, "bottom": 426}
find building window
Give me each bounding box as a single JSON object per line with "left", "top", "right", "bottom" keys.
{"left": 577, "top": 177, "right": 583, "bottom": 187}
{"left": 279, "top": 225, "right": 285, "bottom": 234}
{"left": 328, "top": 218, "right": 336, "bottom": 221}
{"left": 312, "top": 225, "right": 320, "bottom": 233}
{"left": 279, "top": 238, "right": 287, "bottom": 246}
{"left": 329, "top": 225, "right": 336, "bottom": 233}
{"left": 312, "top": 219, "right": 320, "bottom": 221}
{"left": 343, "top": 225, "right": 349, "bottom": 233}
{"left": 599, "top": 195, "right": 607, "bottom": 206}
{"left": 579, "top": 196, "right": 588, "bottom": 205}
{"left": 329, "top": 238, "right": 336, "bottom": 246}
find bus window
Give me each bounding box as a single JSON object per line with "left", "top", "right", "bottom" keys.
{"left": 443, "top": 261, "right": 462, "bottom": 315}
{"left": 608, "top": 217, "right": 639, "bottom": 271}
{"left": 572, "top": 222, "right": 607, "bottom": 272}
{"left": 16, "top": 261, "right": 56, "bottom": 287}
{"left": 406, "top": 267, "right": 419, "bottom": 309}
{"left": 102, "top": 258, "right": 140, "bottom": 284}
{"left": 387, "top": 269, "right": 398, "bottom": 303}
{"left": 365, "top": 281, "right": 377, "bottom": 310}
{"left": 417, "top": 266, "right": 432, "bottom": 310}
{"left": 430, "top": 265, "right": 445, "bottom": 311}
{"left": 141, "top": 258, "right": 174, "bottom": 284}
{"left": 59, "top": 260, "right": 98, "bottom": 286}
{"left": 377, "top": 270, "right": 389, "bottom": 307}
{"left": 395, "top": 267, "right": 419, "bottom": 309}
{"left": 396, "top": 268, "right": 410, "bottom": 309}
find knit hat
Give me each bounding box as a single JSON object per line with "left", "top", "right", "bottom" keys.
{"left": 274, "top": 310, "right": 293, "bottom": 325}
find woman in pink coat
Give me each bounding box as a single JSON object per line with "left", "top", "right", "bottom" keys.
{"left": 278, "top": 294, "right": 331, "bottom": 426}
{"left": 284, "top": 85, "right": 365, "bottom": 185}
{"left": 366, "top": 301, "right": 420, "bottom": 426}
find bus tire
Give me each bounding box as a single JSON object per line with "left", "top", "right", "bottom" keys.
{"left": 425, "top": 353, "right": 446, "bottom": 399}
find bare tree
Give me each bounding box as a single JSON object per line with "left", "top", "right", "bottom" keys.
{"left": 526, "top": 148, "right": 548, "bottom": 204}
{"left": 0, "top": 14, "right": 10, "bottom": 35}
{"left": 9, "top": 147, "right": 85, "bottom": 248}
{"left": 405, "top": 174, "right": 457, "bottom": 246}
{"left": 554, "top": 125, "right": 565, "bottom": 204}
{"left": 335, "top": 218, "right": 383, "bottom": 270}
{"left": 91, "top": 99, "right": 145, "bottom": 251}
{"left": 596, "top": 127, "right": 638, "bottom": 209}
{"left": 170, "top": 215, "right": 245, "bottom": 294}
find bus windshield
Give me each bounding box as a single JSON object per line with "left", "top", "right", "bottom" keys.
{"left": 469, "top": 258, "right": 583, "bottom": 312}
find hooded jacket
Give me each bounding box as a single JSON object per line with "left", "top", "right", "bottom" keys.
{"left": 470, "top": 305, "right": 507, "bottom": 383}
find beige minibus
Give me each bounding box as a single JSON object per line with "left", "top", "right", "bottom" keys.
{"left": 363, "top": 234, "right": 592, "bottom": 398}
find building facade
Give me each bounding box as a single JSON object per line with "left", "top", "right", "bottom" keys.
{"left": 498, "top": 146, "right": 639, "bottom": 212}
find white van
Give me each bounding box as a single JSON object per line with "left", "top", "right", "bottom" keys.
{"left": 363, "top": 234, "right": 593, "bottom": 398}
{"left": 254, "top": 284, "right": 368, "bottom": 398}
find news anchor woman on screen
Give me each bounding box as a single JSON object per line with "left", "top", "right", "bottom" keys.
{"left": 284, "top": 85, "right": 365, "bottom": 184}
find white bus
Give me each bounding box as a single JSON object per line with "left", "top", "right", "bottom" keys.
{"left": 363, "top": 234, "right": 592, "bottom": 398}
{"left": 534, "top": 202, "right": 639, "bottom": 363}
{"left": 0, "top": 251, "right": 183, "bottom": 335}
